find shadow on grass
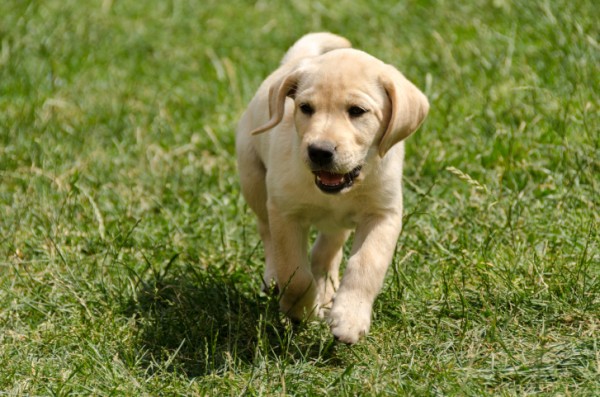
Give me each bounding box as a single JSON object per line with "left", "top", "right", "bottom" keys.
{"left": 124, "top": 260, "right": 339, "bottom": 377}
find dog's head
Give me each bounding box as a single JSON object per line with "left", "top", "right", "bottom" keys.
{"left": 251, "top": 49, "right": 429, "bottom": 194}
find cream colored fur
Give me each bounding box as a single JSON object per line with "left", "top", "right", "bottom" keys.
{"left": 236, "top": 33, "right": 429, "bottom": 344}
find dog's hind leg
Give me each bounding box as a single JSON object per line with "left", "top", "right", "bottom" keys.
{"left": 310, "top": 230, "right": 351, "bottom": 314}
{"left": 236, "top": 146, "right": 277, "bottom": 291}
{"left": 257, "top": 219, "right": 278, "bottom": 292}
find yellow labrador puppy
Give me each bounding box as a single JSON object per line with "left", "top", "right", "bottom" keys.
{"left": 236, "top": 33, "right": 429, "bottom": 343}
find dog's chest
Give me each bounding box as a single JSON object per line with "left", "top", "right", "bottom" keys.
{"left": 287, "top": 200, "right": 361, "bottom": 232}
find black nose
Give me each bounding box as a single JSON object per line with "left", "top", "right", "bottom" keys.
{"left": 308, "top": 143, "right": 335, "bottom": 166}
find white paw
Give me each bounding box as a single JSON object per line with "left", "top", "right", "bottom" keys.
{"left": 328, "top": 294, "right": 372, "bottom": 344}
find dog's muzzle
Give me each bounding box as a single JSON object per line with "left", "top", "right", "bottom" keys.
{"left": 313, "top": 166, "right": 362, "bottom": 194}
{"left": 307, "top": 143, "right": 362, "bottom": 193}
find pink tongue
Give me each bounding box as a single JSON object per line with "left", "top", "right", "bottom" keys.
{"left": 318, "top": 171, "right": 344, "bottom": 186}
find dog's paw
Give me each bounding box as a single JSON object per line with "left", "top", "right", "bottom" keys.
{"left": 280, "top": 284, "right": 321, "bottom": 321}
{"left": 261, "top": 278, "right": 280, "bottom": 296}
{"left": 328, "top": 295, "right": 372, "bottom": 344}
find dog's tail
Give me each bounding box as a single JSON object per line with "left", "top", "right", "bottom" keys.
{"left": 281, "top": 32, "right": 352, "bottom": 65}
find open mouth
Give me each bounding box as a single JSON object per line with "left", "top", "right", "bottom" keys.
{"left": 313, "top": 166, "right": 362, "bottom": 194}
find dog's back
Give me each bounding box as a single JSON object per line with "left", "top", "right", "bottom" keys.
{"left": 281, "top": 33, "right": 352, "bottom": 65}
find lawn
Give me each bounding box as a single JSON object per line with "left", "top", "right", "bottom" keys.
{"left": 1, "top": 0, "right": 598, "bottom": 395}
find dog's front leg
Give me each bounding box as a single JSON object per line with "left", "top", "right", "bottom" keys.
{"left": 268, "top": 203, "right": 318, "bottom": 321}
{"left": 329, "top": 213, "right": 402, "bottom": 344}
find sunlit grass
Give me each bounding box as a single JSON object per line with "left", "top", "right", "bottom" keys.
{"left": 1, "top": 0, "right": 598, "bottom": 395}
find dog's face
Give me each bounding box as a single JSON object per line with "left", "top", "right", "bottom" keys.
{"left": 292, "top": 52, "right": 389, "bottom": 194}
{"left": 252, "top": 49, "right": 429, "bottom": 194}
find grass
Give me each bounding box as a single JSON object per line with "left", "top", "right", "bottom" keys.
{"left": 1, "top": 0, "right": 598, "bottom": 395}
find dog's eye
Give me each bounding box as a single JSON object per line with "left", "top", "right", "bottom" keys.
{"left": 348, "top": 106, "right": 368, "bottom": 117}
{"left": 299, "top": 103, "right": 314, "bottom": 115}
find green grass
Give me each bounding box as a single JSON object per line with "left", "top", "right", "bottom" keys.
{"left": 1, "top": 0, "right": 598, "bottom": 395}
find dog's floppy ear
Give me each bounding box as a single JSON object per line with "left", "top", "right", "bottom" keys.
{"left": 250, "top": 71, "right": 302, "bottom": 135}
{"left": 379, "top": 65, "right": 429, "bottom": 156}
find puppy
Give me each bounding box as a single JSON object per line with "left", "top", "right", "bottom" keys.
{"left": 236, "top": 33, "right": 429, "bottom": 343}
